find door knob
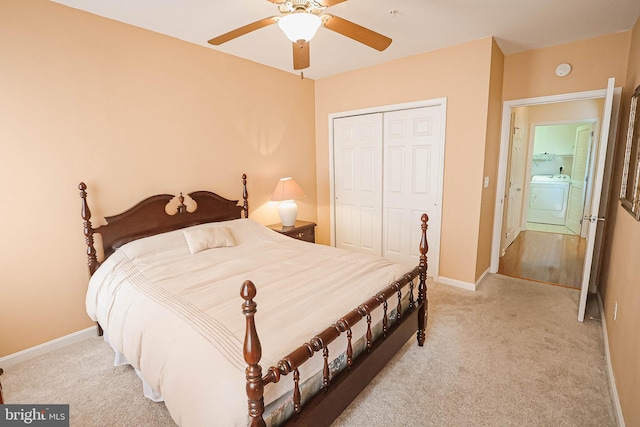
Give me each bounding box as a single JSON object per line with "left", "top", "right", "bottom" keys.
{"left": 582, "top": 215, "right": 605, "bottom": 223}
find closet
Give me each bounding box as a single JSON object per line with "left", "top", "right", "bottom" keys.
{"left": 332, "top": 103, "right": 445, "bottom": 275}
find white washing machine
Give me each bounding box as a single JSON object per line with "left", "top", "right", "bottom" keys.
{"left": 527, "top": 174, "right": 570, "bottom": 225}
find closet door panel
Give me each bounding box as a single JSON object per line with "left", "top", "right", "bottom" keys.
{"left": 333, "top": 113, "right": 383, "bottom": 255}
{"left": 385, "top": 208, "right": 404, "bottom": 255}
{"left": 337, "top": 204, "right": 356, "bottom": 246}
{"left": 383, "top": 106, "right": 442, "bottom": 269}
{"left": 359, "top": 206, "right": 376, "bottom": 250}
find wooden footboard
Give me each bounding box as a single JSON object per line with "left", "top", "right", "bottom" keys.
{"left": 241, "top": 214, "right": 429, "bottom": 426}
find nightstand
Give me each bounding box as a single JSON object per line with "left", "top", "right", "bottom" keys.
{"left": 267, "top": 220, "right": 316, "bottom": 243}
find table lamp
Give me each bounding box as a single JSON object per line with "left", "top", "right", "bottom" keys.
{"left": 271, "top": 177, "right": 304, "bottom": 226}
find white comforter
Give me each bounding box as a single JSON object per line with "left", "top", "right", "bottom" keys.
{"left": 86, "top": 218, "right": 412, "bottom": 426}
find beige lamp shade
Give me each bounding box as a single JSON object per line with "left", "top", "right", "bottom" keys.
{"left": 271, "top": 177, "right": 304, "bottom": 201}
{"left": 271, "top": 177, "right": 304, "bottom": 226}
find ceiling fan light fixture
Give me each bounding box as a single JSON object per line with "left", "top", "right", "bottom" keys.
{"left": 278, "top": 13, "right": 322, "bottom": 42}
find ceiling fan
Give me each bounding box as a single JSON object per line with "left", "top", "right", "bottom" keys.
{"left": 208, "top": 0, "right": 392, "bottom": 71}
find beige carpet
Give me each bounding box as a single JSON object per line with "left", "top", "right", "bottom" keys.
{"left": 2, "top": 274, "right": 616, "bottom": 426}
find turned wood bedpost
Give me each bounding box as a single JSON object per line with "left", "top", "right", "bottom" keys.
{"left": 242, "top": 174, "right": 249, "bottom": 218}
{"left": 241, "top": 280, "right": 266, "bottom": 427}
{"left": 79, "top": 183, "right": 99, "bottom": 276}
{"left": 0, "top": 368, "right": 4, "bottom": 404}
{"left": 417, "top": 213, "right": 429, "bottom": 346}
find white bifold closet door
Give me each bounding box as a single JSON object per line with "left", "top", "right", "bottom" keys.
{"left": 333, "top": 113, "right": 384, "bottom": 257}
{"left": 334, "top": 106, "right": 443, "bottom": 271}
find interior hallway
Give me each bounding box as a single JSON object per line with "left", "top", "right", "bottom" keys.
{"left": 498, "top": 230, "right": 586, "bottom": 289}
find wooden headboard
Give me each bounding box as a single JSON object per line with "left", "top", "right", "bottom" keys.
{"left": 79, "top": 174, "right": 248, "bottom": 275}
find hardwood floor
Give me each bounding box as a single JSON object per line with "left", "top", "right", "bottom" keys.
{"left": 498, "top": 230, "right": 586, "bottom": 289}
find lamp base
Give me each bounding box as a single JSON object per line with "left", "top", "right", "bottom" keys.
{"left": 279, "top": 200, "right": 298, "bottom": 227}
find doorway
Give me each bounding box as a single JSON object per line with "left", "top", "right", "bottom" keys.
{"left": 498, "top": 106, "right": 600, "bottom": 289}
{"left": 490, "top": 80, "right": 620, "bottom": 321}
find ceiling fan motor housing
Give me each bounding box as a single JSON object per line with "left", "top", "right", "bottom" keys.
{"left": 278, "top": 0, "right": 325, "bottom": 16}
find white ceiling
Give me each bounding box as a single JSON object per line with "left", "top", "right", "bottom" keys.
{"left": 52, "top": 0, "right": 640, "bottom": 80}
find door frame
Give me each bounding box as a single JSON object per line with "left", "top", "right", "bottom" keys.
{"left": 328, "top": 98, "right": 447, "bottom": 279}
{"left": 491, "top": 88, "right": 618, "bottom": 275}
{"left": 489, "top": 87, "right": 622, "bottom": 310}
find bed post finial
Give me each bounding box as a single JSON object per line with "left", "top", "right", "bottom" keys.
{"left": 242, "top": 174, "right": 249, "bottom": 218}
{"left": 79, "top": 182, "right": 99, "bottom": 276}
{"left": 177, "top": 193, "right": 187, "bottom": 214}
{"left": 417, "top": 213, "right": 429, "bottom": 346}
{"left": 241, "top": 280, "right": 266, "bottom": 427}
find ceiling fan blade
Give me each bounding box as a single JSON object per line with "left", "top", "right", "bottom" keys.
{"left": 293, "top": 40, "right": 310, "bottom": 70}
{"left": 208, "top": 17, "right": 277, "bottom": 45}
{"left": 318, "top": 0, "right": 348, "bottom": 6}
{"left": 323, "top": 15, "right": 392, "bottom": 51}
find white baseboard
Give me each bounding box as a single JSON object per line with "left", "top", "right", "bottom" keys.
{"left": 0, "top": 326, "right": 96, "bottom": 368}
{"left": 476, "top": 268, "right": 490, "bottom": 285}
{"left": 438, "top": 275, "right": 477, "bottom": 291}
{"left": 597, "top": 292, "right": 625, "bottom": 427}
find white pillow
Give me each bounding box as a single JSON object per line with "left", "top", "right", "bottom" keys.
{"left": 183, "top": 225, "right": 236, "bottom": 254}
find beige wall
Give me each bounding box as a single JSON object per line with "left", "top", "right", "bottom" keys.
{"left": 503, "top": 32, "right": 630, "bottom": 101}
{"left": 527, "top": 99, "right": 605, "bottom": 124}
{"left": 476, "top": 39, "right": 505, "bottom": 279}
{"left": 315, "top": 37, "right": 496, "bottom": 284}
{"left": 503, "top": 27, "right": 639, "bottom": 425}
{"left": 0, "top": 0, "right": 317, "bottom": 357}
{"left": 527, "top": 98, "right": 606, "bottom": 177}
{"left": 598, "top": 15, "right": 640, "bottom": 426}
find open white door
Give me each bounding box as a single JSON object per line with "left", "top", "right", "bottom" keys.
{"left": 577, "top": 78, "right": 615, "bottom": 322}
{"left": 502, "top": 113, "right": 527, "bottom": 252}
{"left": 566, "top": 123, "right": 594, "bottom": 236}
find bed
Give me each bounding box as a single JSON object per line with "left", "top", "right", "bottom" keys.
{"left": 78, "top": 174, "right": 429, "bottom": 426}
